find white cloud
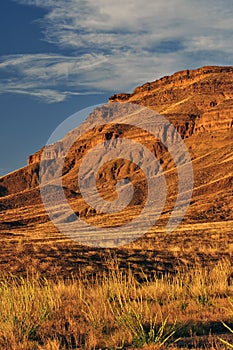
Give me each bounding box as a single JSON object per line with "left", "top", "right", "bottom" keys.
{"left": 19, "top": 0, "right": 233, "bottom": 50}
{"left": 0, "top": 53, "right": 108, "bottom": 102}
{"left": 4, "top": 0, "right": 233, "bottom": 102}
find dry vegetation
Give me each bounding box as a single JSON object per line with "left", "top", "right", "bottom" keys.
{"left": 0, "top": 259, "right": 233, "bottom": 350}
{"left": 1, "top": 67, "right": 233, "bottom": 349}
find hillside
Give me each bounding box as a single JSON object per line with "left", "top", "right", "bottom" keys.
{"left": 0, "top": 65, "right": 232, "bottom": 278}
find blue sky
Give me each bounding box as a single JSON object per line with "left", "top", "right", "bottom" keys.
{"left": 0, "top": 0, "right": 233, "bottom": 175}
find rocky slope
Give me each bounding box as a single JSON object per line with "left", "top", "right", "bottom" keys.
{"left": 0, "top": 65, "right": 232, "bottom": 275}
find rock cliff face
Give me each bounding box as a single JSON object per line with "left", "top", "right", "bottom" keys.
{"left": 24, "top": 66, "right": 233, "bottom": 170}
{"left": 110, "top": 66, "right": 233, "bottom": 101}
{"left": 28, "top": 142, "right": 65, "bottom": 165}
{"left": 195, "top": 105, "right": 233, "bottom": 133}
{"left": 110, "top": 66, "right": 233, "bottom": 138}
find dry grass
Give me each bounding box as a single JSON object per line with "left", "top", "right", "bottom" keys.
{"left": 0, "top": 259, "right": 232, "bottom": 349}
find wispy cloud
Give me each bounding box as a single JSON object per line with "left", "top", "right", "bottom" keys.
{"left": 0, "top": 53, "right": 108, "bottom": 102}
{"left": 2, "top": 0, "right": 233, "bottom": 102}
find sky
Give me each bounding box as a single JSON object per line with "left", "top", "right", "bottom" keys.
{"left": 0, "top": 0, "right": 233, "bottom": 176}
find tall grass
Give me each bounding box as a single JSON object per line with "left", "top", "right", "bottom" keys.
{"left": 219, "top": 298, "right": 233, "bottom": 349}
{"left": 0, "top": 259, "right": 232, "bottom": 349}
{"left": 0, "top": 274, "right": 58, "bottom": 349}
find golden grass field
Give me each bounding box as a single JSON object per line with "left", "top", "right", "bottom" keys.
{"left": 0, "top": 205, "right": 233, "bottom": 349}
{"left": 0, "top": 258, "right": 233, "bottom": 349}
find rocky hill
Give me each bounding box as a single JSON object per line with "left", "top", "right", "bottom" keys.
{"left": 0, "top": 66, "right": 232, "bottom": 277}
{"left": 110, "top": 66, "right": 233, "bottom": 135}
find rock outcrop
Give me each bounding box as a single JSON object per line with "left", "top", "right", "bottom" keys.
{"left": 110, "top": 66, "right": 233, "bottom": 137}
{"left": 195, "top": 105, "right": 233, "bottom": 133}
{"left": 28, "top": 142, "right": 65, "bottom": 165}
